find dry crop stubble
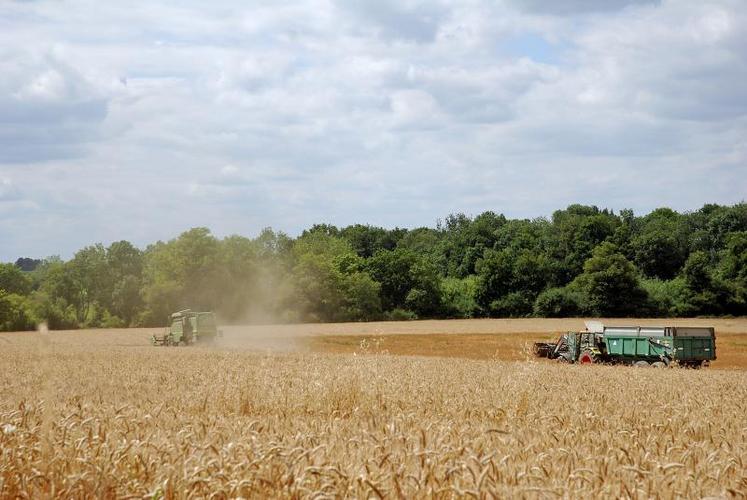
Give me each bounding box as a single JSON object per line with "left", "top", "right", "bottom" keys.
{"left": 1, "top": 332, "right": 747, "bottom": 498}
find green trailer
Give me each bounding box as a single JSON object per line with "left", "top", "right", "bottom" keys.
{"left": 602, "top": 326, "right": 715, "bottom": 368}
{"left": 151, "top": 310, "right": 220, "bottom": 346}
{"left": 534, "top": 322, "right": 716, "bottom": 368}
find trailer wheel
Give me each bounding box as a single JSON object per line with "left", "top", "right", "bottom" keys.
{"left": 578, "top": 351, "right": 595, "bottom": 364}
{"left": 634, "top": 360, "right": 650, "bottom": 368}
{"left": 651, "top": 361, "right": 666, "bottom": 368}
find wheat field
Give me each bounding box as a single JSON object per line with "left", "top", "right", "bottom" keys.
{"left": 1, "top": 319, "right": 747, "bottom": 498}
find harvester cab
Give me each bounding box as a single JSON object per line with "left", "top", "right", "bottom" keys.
{"left": 151, "top": 310, "right": 221, "bottom": 346}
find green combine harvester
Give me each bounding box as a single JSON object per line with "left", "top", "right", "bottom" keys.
{"left": 533, "top": 321, "right": 716, "bottom": 368}
{"left": 151, "top": 309, "right": 221, "bottom": 346}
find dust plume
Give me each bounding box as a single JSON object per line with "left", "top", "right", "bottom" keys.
{"left": 214, "top": 324, "right": 308, "bottom": 353}
{"left": 207, "top": 264, "right": 308, "bottom": 352}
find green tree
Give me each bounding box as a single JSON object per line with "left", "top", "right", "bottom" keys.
{"left": 301, "top": 223, "right": 340, "bottom": 238}
{"left": 630, "top": 208, "right": 688, "bottom": 279}
{"left": 0, "top": 290, "right": 36, "bottom": 331}
{"left": 213, "top": 235, "right": 258, "bottom": 321}
{"left": 0, "top": 263, "right": 32, "bottom": 295}
{"left": 571, "top": 242, "right": 648, "bottom": 316}
{"left": 340, "top": 272, "right": 382, "bottom": 321}
{"left": 494, "top": 218, "right": 550, "bottom": 255}
{"left": 677, "top": 251, "right": 729, "bottom": 315}
{"left": 30, "top": 247, "right": 109, "bottom": 327}
{"left": 105, "top": 241, "right": 144, "bottom": 325}
{"left": 549, "top": 205, "right": 620, "bottom": 283}
{"left": 474, "top": 249, "right": 513, "bottom": 314}
{"left": 475, "top": 249, "right": 553, "bottom": 317}
{"left": 533, "top": 287, "right": 583, "bottom": 317}
{"left": 140, "top": 228, "right": 221, "bottom": 325}
{"left": 292, "top": 232, "right": 381, "bottom": 322}
{"left": 255, "top": 227, "right": 293, "bottom": 259}
{"left": 396, "top": 227, "right": 444, "bottom": 270}
{"left": 68, "top": 244, "right": 109, "bottom": 325}
{"left": 397, "top": 227, "right": 442, "bottom": 254}
{"left": 366, "top": 248, "right": 441, "bottom": 316}
{"left": 706, "top": 204, "right": 747, "bottom": 249}
{"left": 720, "top": 232, "right": 747, "bottom": 313}
{"left": 404, "top": 259, "right": 442, "bottom": 317}
{"left": 340, "top": 224, "right": 405, "bottom": 258}
{"left": 14, "top": 257, "right": 41, "bottom": 272}
{"left": 640, "top": 277, "right": 688, "bottom": 317}
{"left": 438, "top": 211, "right": 506, "bottom": 278}
{"left": 609, "top": 208, "right": 636, "bottom": 259}
{"left": 31, "top": 258, "right": 79, "bottom": 328}
{"left": 441, "top": 276, "right": 478, "bottom": 318}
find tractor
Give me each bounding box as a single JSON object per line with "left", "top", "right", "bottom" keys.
{"left": 533, "top": 321, "right": 716, "bottom": 368}
{"left": 151, "top": 309, "right": 221, "bottom": 346}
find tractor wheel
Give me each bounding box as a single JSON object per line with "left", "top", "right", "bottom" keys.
{"left": 651, "top": 361, "right": 666, "bottom": 368}
{"left": 634, "top": 360, "right": 650, "bottom": 368}
{"left": 578, "top": 351, "right": 595, "bottom": 364}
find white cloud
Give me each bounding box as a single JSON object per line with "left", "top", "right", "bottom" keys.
{"left": 507, "top": 0, "right": 660, "bottom": 15}
{"left": 0, "top": 178, "right": 20, "bottom": 202}
{"left": 0, "top": 0, "right": 745, "bottom": 260}
{"left": 389, "top": 89, "right": 443, "bottom": 128}
{"left": 0, "top": 47, "right": 116, "bottom": 162}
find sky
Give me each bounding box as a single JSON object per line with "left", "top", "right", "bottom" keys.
{"left": 1, "top": 0, "right": 746, "bottom": 261}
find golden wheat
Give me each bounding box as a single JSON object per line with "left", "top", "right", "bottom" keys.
{"left": 1, "top": 329, "right": 746, "bottom": 498}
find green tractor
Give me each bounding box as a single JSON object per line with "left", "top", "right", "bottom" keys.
{"left": 533, "top": 321, "right": 716, "bottom": 368}
{"left": 151, "top": 309, "right": 221, "bottom": 346}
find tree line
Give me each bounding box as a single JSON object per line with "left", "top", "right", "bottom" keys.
{"left": 1, "top": 203, "right": 746, "bottom": 331}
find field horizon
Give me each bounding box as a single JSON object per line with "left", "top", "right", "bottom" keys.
{"left": 3, "top": 317, "right": 747, "bottom": 369}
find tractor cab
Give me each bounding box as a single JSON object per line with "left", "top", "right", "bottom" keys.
{"left": 533, "top": 330, "right": 606, "bottom": 363}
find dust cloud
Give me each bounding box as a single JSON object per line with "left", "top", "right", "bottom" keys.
{"left": 206, "top": 266, "right": 310, "bottom": 352}
{"left": 214, "top": 325, "right": 308, "bottom": 353}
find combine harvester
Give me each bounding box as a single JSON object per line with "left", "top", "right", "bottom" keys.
{"left": 533, "top": 321, "right": 716, "bottom": 368}
{"left": 151, "top": 309, "right": 221, "bottom": 346}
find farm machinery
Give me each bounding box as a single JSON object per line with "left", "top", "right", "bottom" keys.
{"left": 533, "top": 321, "right": 716, "bottom": 368}
{"left": 151, "top": 309, "right": 221, "bottom": 346}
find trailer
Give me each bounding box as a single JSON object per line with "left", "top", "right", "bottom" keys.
{"left": 533, "top": 322, "right": 716, "bottom": 368}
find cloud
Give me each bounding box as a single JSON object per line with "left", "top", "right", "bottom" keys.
{"left": 508, "top": 0, "right": 660, "bottom": 15}
{"left": 565, "top": 2, "right": 747, "bottom": 123}
{"left": 406, "top": 59, "right": 558, "bottom": 123}
{"left": 0, "top": 48, "right": 113, "bottom": 162}
{"left": 0, "top": 0, "right": 745, "bottom": 260}
{"left": 0, "top": 178, "right": 21, "bottom": 202}
{"left": 335, "top": 0, "right": 448, "bottom": 43}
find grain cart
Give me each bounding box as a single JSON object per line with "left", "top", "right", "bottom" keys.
{"left": 151, "top": 309, "right": 220, "bottom": 346}
{"left": 533, "top": 322, "right": 716, "bottom": 367}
